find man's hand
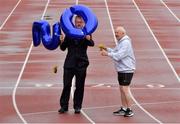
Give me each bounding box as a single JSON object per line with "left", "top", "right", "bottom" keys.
{"left": 60, "top": 34, "right": 64, "bottom": 43}
{"left": 100, "top": 49, "right": 108, "bottom": 56}
{"left": 98, "top": 44, "right": 107, "bottom": 51}
{"left": 85, "top": 35, "right": 91, "bottom": 40}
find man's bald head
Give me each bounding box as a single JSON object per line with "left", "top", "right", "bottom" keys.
{"left": 115, "top": 26, "right": 126, "bottom": 40}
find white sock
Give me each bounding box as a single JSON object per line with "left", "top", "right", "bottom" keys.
{"left": 122, "top": 106, "right": 127, "bottom": 110}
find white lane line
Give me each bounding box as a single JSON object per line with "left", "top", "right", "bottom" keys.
{"left": 22, "top": 109, "right": 75, "bottom": 116}
{"left": 91, "top": 83, "right": 104, "bottom": 87}
{"left": 104, "top": 0, "right": 163, "bottom": 123}
{"left": 160, "top": 0, "right": 180, "bottom": 22}
{"left": 0, "top": 0, "right": 22, "bottom": 30}
{"left": 76, "top": 0, "right": 78, "bottom": 5}
{"left": 146, "top": 84, "right": 165, "bottom": 88}
{"left": 22, "top": 110, "right": 57, "bottom": 116}
{"left": 103, "top": 0, "right": 117, "bottom": 45}
{"left": 129, "top": 90, "right": 163, "bottom": 124}
{"left": 133, "top": 0, "right": 180, "bottom": 82}
{"left": 12, "top": 0, "right": 51, "bottom": 123}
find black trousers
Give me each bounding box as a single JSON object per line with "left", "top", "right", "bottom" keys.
{"left": 60, "top": 68, "right": 87, "bottom": 109}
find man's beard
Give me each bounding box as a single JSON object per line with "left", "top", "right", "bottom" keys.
{"left": 76, "top": 25, "right": 82, "bottom": 29}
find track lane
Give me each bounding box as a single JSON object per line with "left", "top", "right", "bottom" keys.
{"left": 106, "top": 0, "right": 180, "bottom": 123}
{"left": 1, "top": 0, "right": 180, "bottom": 123}
{"left": 163, "top": 0, "right": 180, "bottom": 20}
{"left": 0, "top": 0, "right": 20, "bottom": 28}
{"left": 135, "top": 0, "right": 180, "bottom": 78}
{"left": 14, "top": 0, "right": 92, "bottom": 123}
{"left": 0, "top": 0, "right": 49, "bottom": 123}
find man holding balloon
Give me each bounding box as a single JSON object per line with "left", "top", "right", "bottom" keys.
{"left": 32, "top": 5, "right": 98, "bottom": 114}
{"left": 58, "top": 15, "right": 95, "bottom": 114}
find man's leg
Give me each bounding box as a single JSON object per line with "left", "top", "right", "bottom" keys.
{"left": 59, "top": 68, "right": 74, "bottom": 111}
{"left": 73, "top": 68, "right": 87, "bottom": 111}
{"left": 113, "top": 85, "right": 127, "bottom": 116}
{"left": 122, "top": 85, "right": 134, "bottom": 117}
{"left": 121, "top": 86, "right": 132, "bottom": 108}
{"left": 120, "top": 86, "right": 127, "bottom": 108}
{"left": 113, "top": 73, "right": 133, "bottom": 116}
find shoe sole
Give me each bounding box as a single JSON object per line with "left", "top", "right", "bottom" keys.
{"left": 58, "top": 110, "right": 68, "bottom": 114}
{"left": 124, "top": 113, "right": 134, "bottom": 117}
{"left": 74, "top": 112, "right": 81, "bottom": 114}
{"left": 58, "top": 112, "right": 68, "bottom": 114}
{"left": 113, "top": 113, "right": 125, "bottom": 116}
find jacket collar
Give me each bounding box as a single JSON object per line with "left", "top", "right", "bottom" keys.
{"left": 118, "top": 35, "right": 129, "bottom": 43}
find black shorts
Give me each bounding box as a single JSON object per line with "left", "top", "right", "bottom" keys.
{"left": 118, "top": 72, "right": 134, "bottom": 86}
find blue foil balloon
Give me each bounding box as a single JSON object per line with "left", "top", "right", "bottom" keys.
{"left": 32, "top": 4, "right": 98, "bottom": 50}
{"left": 60, "top": 4, "right": 98, "bottom": 39}
{"left": 32, "top": 20, "right": 61, "bottom": 50}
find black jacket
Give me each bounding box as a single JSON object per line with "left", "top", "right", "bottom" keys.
{"left": 60, "top": 36, "right": 94, "bottom": 69}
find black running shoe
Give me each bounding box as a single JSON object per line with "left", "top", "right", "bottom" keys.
{"left": 58, "top": 108, "right": 68, "bottom": 114}
{"left": 113, "top": 107, "right": 126, "bottom": 116}
{"left": 74, "top": 108, "right": 81, "bottom": 114}
{"left": 124, "top": 108, "right": 134, "bottom": 117}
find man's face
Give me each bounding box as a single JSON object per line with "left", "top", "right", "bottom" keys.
{"left": 115, "top": 29, "right": 124, "bottom": 40}
{"left": 75, "top": 17, "right": 84, "bottom": 29}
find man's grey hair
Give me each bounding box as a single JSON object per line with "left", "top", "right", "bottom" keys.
{"left": 116, "top": 26, "right": 126, "bottom": 34}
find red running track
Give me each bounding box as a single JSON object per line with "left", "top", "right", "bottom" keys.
{"left": 0, "top": 0, "right": 180, "bottom": 123}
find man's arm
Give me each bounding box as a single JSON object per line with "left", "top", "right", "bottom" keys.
{"left": 108, "top": 41, "right": 129, "bottom": 61}
{"left": 100, "top": 41, "right": 130, "bottom": 61}
{"left": 60, "top": 35, "right": 68, "bottom": 51}
{"left": 85, "top": 35, "right": 94, "bottom": 47}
